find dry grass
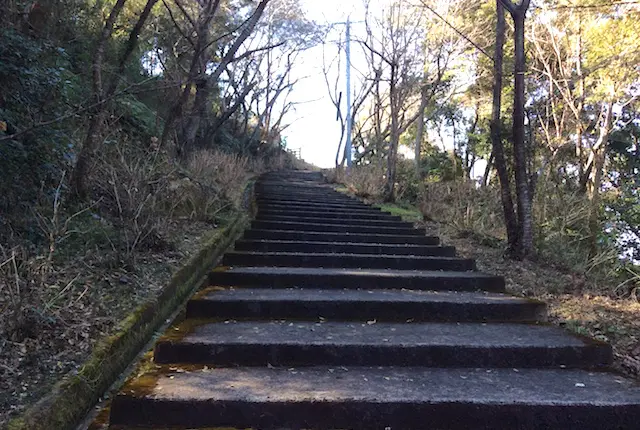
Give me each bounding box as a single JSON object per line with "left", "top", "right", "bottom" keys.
{"left": 328, "top": 164, "right": 387, "bottom": 200}
{"left": 419, "top": 181, "right": 505, "bottom": 240}
{"left": 179, "top": 149, "right": 251, "bottom": 220}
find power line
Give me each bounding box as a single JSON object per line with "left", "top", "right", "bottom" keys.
{"left": 545, "top": 1, "right": 640, "bottom": 10}
{"left": 418, "top": 0, "right": 494, "bottom": 63}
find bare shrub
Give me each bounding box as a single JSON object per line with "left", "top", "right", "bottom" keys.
{"left": 93, "top": 141, "right": 175, "bottom": 263}
{"left": 176, "top": 149, "right": 250, "bottom": 221}
{"left": 325, "top": 167, "right": 345, "bottom": 184}
{"left": 345, "top": 164, "right": 387, "bottom": 200}
{"left": 0, "top": 171, "right": 102, "bottom": 343}
{"left": 263, "top": 151, "right": 287, "bottom": 171}
{"left": 532, "top": 182, "right": 594, "bottom": 270}
{"left": 261, "top": 149, "right": 303, "bottom": 172}
{"left": 33, "top": 171, "right": 96, "bottom": 269}
{"left": 420, "top": 181, "right": 505, "bottom": 239}
{"left": 0, "top": 247, "right": 41, "bottom": 341}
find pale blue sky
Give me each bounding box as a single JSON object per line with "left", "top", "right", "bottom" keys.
{"left": 283, "top": 0, "right": 363, "bottom": 168}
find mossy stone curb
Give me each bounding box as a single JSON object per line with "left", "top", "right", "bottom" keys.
{"left": 6, "top": 183, "right": 255, "bottom": 430}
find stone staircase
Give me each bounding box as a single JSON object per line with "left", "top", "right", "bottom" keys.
{"left": 108, "top": 170, "right": 640, "bottom": 429}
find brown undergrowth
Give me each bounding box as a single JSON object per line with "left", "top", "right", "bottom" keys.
{"left": 0, "top": 147, "right": 298, "bottom": 427}
{"left": 0, "top": 219, "right": 220, "bottom": 427}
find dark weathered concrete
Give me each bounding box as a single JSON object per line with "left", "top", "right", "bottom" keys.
{"left": 255, "top": 194, "right": 364, "bottom": 204}
{"left": 256, "top": 214, "right": 415, "bottom": 228}
{"left": 153, "top": 320, "right": 611, "bottom": 367}
{"left": 258, "top": 208, "right": 403, "bottom": 221}
{"left": 257, "top": 203, "right": 389, "bottom": 215}
{"left": 210, "top": 266, "right": 505, "bottom": 292}
{"left": 233, "top": 239, "right": 455, "bottom": 256}
{"left": 186, "top": 287, "right": 546, "bottom": 322}
{"left": 243, "top": 229, "right": 441, "bottom": 244}
{"left": 256, "top": 199, "right": 371, "bottom": 211}
{"left": 251, "top": 219, "right": 426, "bottom": 235}
{"left": 110, "top": 367, "right": 640, "bottom": 430}
{"left": 223, "top": 251, "right": 475, "bottom": 271}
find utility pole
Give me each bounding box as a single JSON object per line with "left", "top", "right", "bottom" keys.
{"left": 331, "top": 18, "right": 361, "bottom": 168}
{"left": 345, "top": 17, "right": 353, "bottom": 168}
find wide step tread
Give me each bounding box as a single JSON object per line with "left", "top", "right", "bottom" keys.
{"left": 233, "top": 239, "right": 456, "bottom": 256}
{"left": 110, "top": 366, "right": 640, "bottom": 430}
{"left": 223, "top": 251, "right": 476, "bottom": 271}
{"left": 251, "top": 219, "right": 426, "bottom": 235}
{"left": 258, "top": 208, "right": 403, "bottom": 220}
{"left": 153, "top": 320, "right": 611, "bottom": 367}
{"left": 186, "top": 287, "right": 546, "bottom": 322}
{"left": 243, "top": 229, "right": 441, "bottom": 244}
{"left": 255, "top": 214, "right": 414, "bottom": 228}
{"left": 210, "top": 266, "right": 505, "bottom": 292}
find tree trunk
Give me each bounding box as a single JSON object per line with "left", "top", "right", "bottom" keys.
{"left": 162, "top": 0, "right": 264, "bottom": 153}
{"left": 587, "top": 102, "right": 613, "bottom": 257}
{"left": 576, "top": 16, "right": 588, "bottom": 193}
{"left": 174, "top": 0, "right": 270, "bottom": 154}
{"left": 335, "top": 118, "right": 346, "bottom": 168}
{"left": 414, "top": 85, "right": 428, "bottom": 177}
{"left": 385, "top": 63, "right": 399, "bottom": 202}
{"left": 71, "top": 0, "right": 127, "bottom": 198}
{"left": 72, "top": 0, "right": 159, "bottom": 198}
{"left": 182, "top": 77, "right": 210, "bottom": 154}
{"left": 209, "top": 83, "right": 254, "bottom": 138}
{"left": 160, "top": 1, "right": 216, "bottom": 151}
{"left": 491, "top": 0, "right": 519, "bottom": 253}
{"left": 482, "top": 152, "right": 494, "bottom": 187}
{"left": 511, "top": 9, "right": 533, "bottom": 258}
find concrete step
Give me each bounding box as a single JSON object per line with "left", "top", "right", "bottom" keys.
{"left": 255, "top": 214, "right": 414, "bottom": 228}
{"left": 233, "top": 239, "right": 454, "bottom": 256}
{"left": 258, "top": 205, "right": 397, "bottom": 218}
{"left": 223, "top": 251, "right": 476, "bottom": 271}
{"left": 257, "top": 200, "right": 371, "bottom": 211}
{"left": 251, "top": 220, "right": 426, "bottom": 236}
{"left": 258, "top": 208, "right": 402, "bottom": 221}
{"left": 256, "top": 192, "right": 363, "bottom": 200}
{"left": 257, "top": 186, "right": 345, "bottom": 192}
{"left": 257, "top": 183, "right": 330, "bottom": 189}
{"left": 257, "top": 181, "right": 330, "bottom": 187}
{"left": 261, "top": 170, "right": 323, "bottom": 178}
{"left": 242, "top": 229, "right": 440, "bottom": 244}
{"left": 255, "top": 192, "right": 360, "bottom": 203}
{"left": 256, "top": 199, "right": 382, "bottom": 210}
{"left": 258, "top": 186, "right": 333, "bottom": 193}
{"left": 153, "top": 320, "right": 611, "bottom": 367}
{"left": 186, "top": 288, "right": 546, "bottom": 322}
{"left": 257, "top": 197, "right": 364, "bottom": 207}
{"left": 255, "top": 187, "right": 361, "bottom": 201}
{"left": 210, "top": 267, "right": 505, "bottom": 292}
{"left": 258, "top": 178, "right": 324, "bottom": 185}
{"left": 109, "top": 366, "right": 640, "bottom": 430}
